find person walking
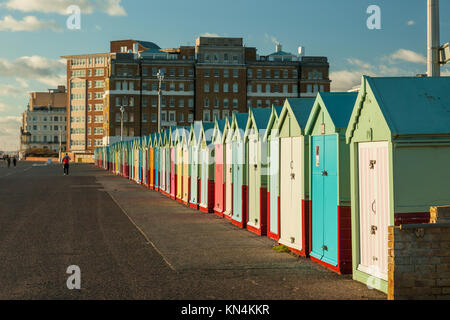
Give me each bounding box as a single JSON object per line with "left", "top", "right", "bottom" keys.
{"left": 6, "top": 155, "right": 10, "bottom": 168}
{"left": 12, "top": 156, "right": 16, "bottom": 167}
{"left": 62, "top": 153, "right": 71, "bottom": 176}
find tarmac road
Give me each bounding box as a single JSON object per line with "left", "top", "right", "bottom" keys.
{"left": 0, "top": 161, "right": 386, "bottom": 300}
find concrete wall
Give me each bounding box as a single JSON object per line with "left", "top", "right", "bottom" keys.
{"left": 388, "top": 206, "right": 450, "bottom": 300}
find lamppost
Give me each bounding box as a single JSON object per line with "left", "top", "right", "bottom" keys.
{"left": 157, "top": 69, "right": 165, "bottom": 133}
{"left": 120, "top": 106, "right": 125, "bottom": 141}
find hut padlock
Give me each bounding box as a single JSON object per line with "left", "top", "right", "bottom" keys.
{"left": 322, "top": 245, "right": 328, "bottom": 251}
{"left": 229, "top": 168, "right": 232, "bottom": 173}
{"left": 291, "top": 173, "right": 295, "bottom": 180}
{"left": 373, "top": 256, "right": 378, "bottom": 261}
{"left": 369, "top": 160, "right": 376, "bottom": 169}
{"left": 371, "top": 225, "right": 377, "bottom": 234}
{"left": 254, "top": 164, "right": 257, "bottom": 170}
{"left": 322, "top": 171, "right": 328, "bottom": 176}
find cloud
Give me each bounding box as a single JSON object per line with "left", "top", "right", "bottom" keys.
{"left": 0, "top": 115, "right": 21, "bottom": 151}
{"left": 0, "top": 84, "right": 27, "bottom": 97}
{"left": 331, "top": 49, "right": 429, "bottom": 91}
{"left": 0, "top": 15, "right": 63, "bottom": 32}
{"left": 2, "top": 0, "right": 126, "bottom": 16}
{"left": 264, "top": 33, "right": 279, "bottom": 45}
{"left": 407, "top": 20, "right": 415, "bottom": 26}
{"left": 390, "top": 49, "right": 426, "bottom": 64}
{"left": 0, "top": 55, "right": 66, "bottom": 86}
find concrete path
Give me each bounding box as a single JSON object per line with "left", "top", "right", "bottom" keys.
{"left": 0, "top": 161, "right": 386, "bottom": 299}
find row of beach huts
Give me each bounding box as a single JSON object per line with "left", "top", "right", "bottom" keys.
{"left": 95, "top": 76, "right": 450, "bottom": 293}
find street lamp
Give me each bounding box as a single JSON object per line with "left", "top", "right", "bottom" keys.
{"left": 157, "top": 69, "right": 165, "bottom": 133}
{"left": 120, "top": 106, "right": 125, "bottom": 141}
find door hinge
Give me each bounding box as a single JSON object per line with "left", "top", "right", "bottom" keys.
{"left": 322, "top": 245, "right": 328, "bottom": 251}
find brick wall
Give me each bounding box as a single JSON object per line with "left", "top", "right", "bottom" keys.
{"left": 388, "top": 206, "right": 450, "bottom": 300}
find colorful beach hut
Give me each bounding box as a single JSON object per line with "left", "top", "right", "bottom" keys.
{"left": 263, "top": 105, "right": 283, "bottom": 240}
{"left": 189, "top": 121, "right": 202, "bottom": 209}
{"left": 305, "top": 92, "right": 357, "bottom": 274}
{"left": 345, "top": 76, "right": 450, "bottom": 293}
{"left": 181, "top": 126, "right": 191, "bottom": 205}
{"left": 212, "top": 118, "right": 228, "bottom": 217}
{"left": 223, "top": 117, "right": 234, "bottom": 220}
{"left": 231, "top": 112, "right": 250, "bottom": 228}
{"left": 199, "top": 122, "right": 215, "bottom": 213}
{"left": 276, "top": 98, "right": 315, "bottom": 256}
{"left": 244, "top": 107, "right": 272, "bottom": 235}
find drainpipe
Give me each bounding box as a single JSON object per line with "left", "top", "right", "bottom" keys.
{"left": 427, "top": 0, "right": 440, "bottom": 77}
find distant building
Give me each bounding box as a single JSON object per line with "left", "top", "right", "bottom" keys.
{"left": 62, "top": 37, "right": 330, "bottom": 160}
{"left": 20, "top": 86, "right": 67, "bottom": 153}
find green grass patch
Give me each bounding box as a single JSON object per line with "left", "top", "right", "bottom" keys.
{"left": 272, "top": 245, "right": 290, "bottom": 253}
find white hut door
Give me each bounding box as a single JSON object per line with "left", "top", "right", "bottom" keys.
{"left": 201, "top": 149, "right": 208, "bottom": 207}
{"left": 358, "top": 142, "right": 389, "bottom": 280}
{"left": 280, "top": 138, "right": 292, "bottom": 247}
{"left": 225, "top": 142, "right": 233, "bottom": 215}
{"left": 290, "top": 136, "right": 303, "bottom": 250}
{"left": 248, "top": 138, "right": 259, "bottom": 227}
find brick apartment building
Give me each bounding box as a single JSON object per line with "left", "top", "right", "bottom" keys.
{"left": 62, "top": 37, "right": 330, "bottom": 160}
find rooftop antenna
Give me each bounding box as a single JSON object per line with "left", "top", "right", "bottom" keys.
{"left": 427, "top": 0, "right": 440, "bottom": 77}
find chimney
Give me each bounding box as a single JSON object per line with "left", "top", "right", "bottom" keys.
{"left": 298, "top": 46, "right": 305, "bottom": 57}
{"left": 275, "top": 43, "right": 282, "bottom": 53}
{"left": 427, "top": 0, "right": 440, "bottom": 77}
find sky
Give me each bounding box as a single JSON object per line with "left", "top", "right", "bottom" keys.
{"left": 0, "top": 0, "right": 449, "bottom": 151}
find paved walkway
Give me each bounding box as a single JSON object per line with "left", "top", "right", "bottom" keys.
{"left": 0, "top": 162, "right": 386, "bottom": 299}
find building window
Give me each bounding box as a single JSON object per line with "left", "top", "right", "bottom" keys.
{"left": 188, "top": 98, "right": 194, "bottom": 108}
{"left": 320, "top": 85, "right": 324, "bottom": 92}
{"left": 223, "top": 99, "right": 229, "bottom": 108}
{"left": 274, "top": 85, "right": 280, "bottom": 93}
{"left": 233, "top": 99, "right": 238, "bottom": 109}
{"left": 214, "top": 98, "right": 219, "bottom": 108}
{"left": 142, "top": 98, "right": 148, "bottom": 107}
{"left": 179, "top": 83, "right": 184, "bottom": 91}
{"left": 283, "top": 70, "right": 289, "bottom": 78}
{"left": 266, "top": 99, "right": 271, "bottom": 107}
{"left": 223, "top": 83, "right": 229, "bottom": 93}
{"left": 293, "top": 84, "right": 298, "bottom": 93}
{"left": 170, "top": 69, "right": 175, "bottom": 77}
{"left": 170, "top": 97, "right": 175, "bottom": 107}
{"left": 161, "top": 111, "right": 167, "bottom": 122}
{"left": 205, "top": 98, "right": 210, "bottom": 107}
{"left": 257, "top": 84, "right": 262, "bottom": 93}
{"left": 247, "top": 69, "right": 252, "bottom": 78}
{"left": 257, "top": 69, "right": 262, "bottom": 78}
{"left": 152, "top": 113, "right": 157, "bottom": 123}
{"left": 233, "top": 83, "right": 238, "bottom": 93}
{"left": 274, "top": 70, "right": 280, "bottom": 79}
{"left": 224, "top": 69, "right": 229, "bottom": 78}
{"left": 233, "top": 69, "right": 238, "bottom": 78}
{"left": 257, "top": 100, "right": 262, "bottom": 107}
{"left": 178, "top": 112, "right": 184, "bottom": 123}
{"left": 307, "top": 84, "right": 313, "bottom": 93}
{"left": 204, "top": 69, "right": 210, "bottom": 77}
{"left": 203, "top": 110, "right": 211, "bottom": 122}
{"left": 283, "top": 85, "right": 288, "bottom": 93}
{"left": 247, "top": 100, "right": 252, "bottom": 108}
{"left": 265, "top": 69, "right": 271, "bottom": 78}
{"left": 265, "top": 84, "right": 271, "bottom": 93}
{"left": 152, "top": 68, "right": 157, "bottom": 76}
{"left": 293, "top": 69, "right": 298, "bottom": 78}
{"left": 247, "top": 84, "right": 252, "bottom": 93}
{"left": 169, "top": 111, "right": 176, "bottom": 122}
{"left": 213, "top": 110, "right": 220, "bottom": 121}
{"left": 222, "top": 110, "right": 229, "bottom": 118}
{"left": 179, "top": 68, "right": 184, "bottom": 77}
{"left": 179, "top": 99, "right": 184, "bottom": 107}
{"left": 129, "top": 113, "right": 134, "bottom": 122}
{"left": 152, "top": 97, "right": 157, "bottom": 107}
{"left": 214, "top": 82, "right": 219, "bottom": 93}
{"left": 214, "top": 69, "right": 219, "bottom": 77}
{"left": 224, "top": 53, "right": 229, "bottom": 61}
{"left": 170, "top": 82, "right": 175, "bottom": 91}
{"left": 188, "top": 113, "right": 193, "bottom": 123}
{"left": 204, "top": 82, "right": 210, "bottom": 93}
{"left": 143, "top": 114, "right": 148, "bottom": 122}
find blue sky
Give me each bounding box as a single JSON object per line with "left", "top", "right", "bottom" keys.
{"left": 0, "top": 0, "right": 449, "bottom": 150}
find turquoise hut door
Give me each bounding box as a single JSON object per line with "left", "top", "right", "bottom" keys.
{"left": 269, "top": 138, "right": 279, "bottom": 235}
{"left": 311, "top": 135, "right": 338, "bottom": 266}
{"left": 232, "top": 140, "right": 243, "bottom": 222}
{"left": 248, "top": 137, "right": 258, "bottom": 227}
{"left": 166, "top": 148, "right": 171, "bottom": 193}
